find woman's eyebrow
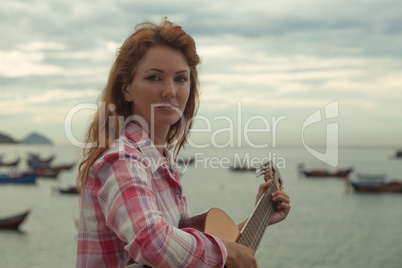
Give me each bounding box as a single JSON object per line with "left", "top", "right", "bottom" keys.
{"left": 145, "top": 68, "right": 163, "bottom": 73}
{"left": 176, "top": 70, "right": 189, "bottom": 74}
{"left": 144, "top": 68, "right": 189, "bottom": 74}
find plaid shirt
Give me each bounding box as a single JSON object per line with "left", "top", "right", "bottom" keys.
{"left": 76, "top": 123, "right": 227, "bottom": 268}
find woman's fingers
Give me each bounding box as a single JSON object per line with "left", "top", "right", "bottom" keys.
{"left": 272, "top": 191, "right": 290, "bottom": 203}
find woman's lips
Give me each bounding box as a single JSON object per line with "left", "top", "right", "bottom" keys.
{"left": 154, "top": 103, "right": 179, "bottom": 112}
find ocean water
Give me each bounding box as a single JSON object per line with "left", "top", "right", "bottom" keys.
{"left": 0, "top": 144, "right": 401, "bottom": 268}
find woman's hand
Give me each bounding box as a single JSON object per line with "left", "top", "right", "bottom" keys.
{"left": 255, "top": 180, "right": 291, "bottom": 225}
{"left": 221, "top": 240, "right": 259, "bottom": 268}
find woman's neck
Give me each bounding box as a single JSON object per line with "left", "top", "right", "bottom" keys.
{"left": 132, "top": 121, "right": 169, "bottom": 155}
{"left": 149, "top": 125, "right": 169, "bottom": 155}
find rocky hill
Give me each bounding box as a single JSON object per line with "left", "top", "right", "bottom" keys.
{"left": 0, "top": 132, "right": 53, "bottom": 145}
{"left": 0, "top": 133, "right": 18, "bottom": 144}
{"left": 20, "top": 132, "right": 53, "bottom": 145}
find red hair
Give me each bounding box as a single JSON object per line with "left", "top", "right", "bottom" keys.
{"left": 77, "top": 18, "right": 201, "bottom": 189}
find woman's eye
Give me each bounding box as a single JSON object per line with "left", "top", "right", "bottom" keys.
{"left": 147, "top": 75, "right": 161, "bottom": 81}
{"left": 175, "top": 76, "right": 187, "bottom": 83}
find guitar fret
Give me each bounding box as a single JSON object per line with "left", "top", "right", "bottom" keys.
{"left": 235, "top": 160, "right": 283, "bottom": 253}
{"left": 254, "top": 198, "right": 275, "bottom": 249}
{"left": 253, "top": 205, "right": 267, "bottom": 248}
{"left": 238, "top": 181, "right": 278, "bottom": 251}
{"left": 252, "top": 192, "right": 271, "bottom": 249}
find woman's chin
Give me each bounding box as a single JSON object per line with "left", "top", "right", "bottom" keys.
{"left": 154, "top": 116, "right": 183, "bottom": 127}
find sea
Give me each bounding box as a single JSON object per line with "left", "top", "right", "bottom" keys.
{"left": 0, "top": 143, "right": 401, "bottom": 268}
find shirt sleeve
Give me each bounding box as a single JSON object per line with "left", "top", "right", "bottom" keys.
{"left": 95, "top": 152, "right": 227, "bottom": 268}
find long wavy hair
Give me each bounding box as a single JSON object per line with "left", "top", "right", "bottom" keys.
{"left": 77, "top": 18, "right": 201, "bottom": 189}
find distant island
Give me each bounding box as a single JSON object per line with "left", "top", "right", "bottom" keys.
{"left": 0, "top": 132, "right": 53, "bottom": 145}
{"left": 0, "top": 133, "right": 18, "bottom": 144}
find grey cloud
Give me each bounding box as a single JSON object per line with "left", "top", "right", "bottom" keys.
{"left": 1, "top": 0, "right": 402, "bottom": 83}
{"left": 2, "top": 0, "right": 401, "bottom": 56}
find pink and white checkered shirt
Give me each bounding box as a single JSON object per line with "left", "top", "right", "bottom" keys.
{"left": 76, "top": 123, "right": 227, "bottom": 268}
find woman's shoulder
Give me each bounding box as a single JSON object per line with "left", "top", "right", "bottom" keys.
{"left": 93, "top": 137, "right": 147, "bottom": 172}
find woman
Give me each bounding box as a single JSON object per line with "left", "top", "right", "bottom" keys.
{"left": 76, "top": 18, "right": 290, "bottom": 268}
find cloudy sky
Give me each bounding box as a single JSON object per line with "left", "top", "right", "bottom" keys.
{"left": 1, "top": 0, "right": 401, "bottom": 148}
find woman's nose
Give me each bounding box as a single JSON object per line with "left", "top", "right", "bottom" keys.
{"left": 162, "top": 80, "right": 176, "bottom": 99}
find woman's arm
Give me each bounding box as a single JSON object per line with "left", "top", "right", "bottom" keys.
{"left": 97, "top": 152, "right": 227, "bottom": 268}
{"left": 221, "top": 240, "right": 259, "bottom": 268}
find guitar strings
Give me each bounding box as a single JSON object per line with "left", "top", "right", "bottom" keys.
{"left": 250, "top": 187, "right": 276, "bottom": 250}
{"left": 238, "top": 161, "right": 280, "bottom": 251}
{"left": 238, "top": 183, "right": 277, "bottom": 251}
{"left": 252, "top": 189, "right": 276, "bottom": 250}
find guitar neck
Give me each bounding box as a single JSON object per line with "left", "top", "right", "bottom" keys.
{"left": 236, "top": 181, "right": 278, "bottom": 251}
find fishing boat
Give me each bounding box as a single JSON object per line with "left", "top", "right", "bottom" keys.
{"left": 298, "top": 164, "right": 353, "bottom": 178}
{"left": 0, "top": 210, "right": 30, "bottom": 229}
{"left": 27, "top": 153, "right": 55, "bottom": 168}
{"left": 31, "top": 168, "right": 60, "bottom": 178}
{"left": 28, "top": 161, "right": 75, "bottom": 179}
{"left": 55, "top": 186, "right": 79, "bottom": 195}
{"left": 30, "top": 161, "right": 75, "bottom": 170}
{"left": 0, "top": 157, "right": 20, "bottom": 168}
{"left": 0, "top": 172, "right": 37, "bottom": 184}
{"left": 351, "top": 180, "right": 402, "bottom": 193}
{"left": 356, "top": 173, "right": 386, "bottom": 182}
{"left": 176, "top": 157, "right": 194, "bottom": 165}
{"left": 229, "top": 165, "right": 256, "bottom": 172}
{"left": 47, "top": 163, "right": 75, "bottom": 171}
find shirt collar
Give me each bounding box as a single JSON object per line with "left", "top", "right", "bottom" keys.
{"left": 124, "top": 122, "right": 174, "bottom": 173}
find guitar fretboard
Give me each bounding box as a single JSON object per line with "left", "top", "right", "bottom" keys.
{"left": 236, "top": 162, "right": 279, "bottom": 251}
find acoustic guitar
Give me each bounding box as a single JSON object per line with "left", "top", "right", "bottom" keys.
{"left": 179, "top": 160, "right": 283, "bottom": 252}
{"left": 128, "top": 160, "right": 282, "bottom": 268}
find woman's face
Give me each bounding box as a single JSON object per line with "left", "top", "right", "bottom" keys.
{"left": 122, "top": 46, "right": 190, "bottom": 132}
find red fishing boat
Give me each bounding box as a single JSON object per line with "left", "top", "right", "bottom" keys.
{"left": 351, "top": 181, "right": 402, "bottom": 193}
{"left": 0, "top": 157, "right": 20, "bottom": 168}
{"left": 31, "top": 168, "right": 61, "bottom": 178}
{"left": 0, "top": 210, "right": 31, "bottom": 229}
{"left": 298, "top": 164, "right": 353, "bottom": 178}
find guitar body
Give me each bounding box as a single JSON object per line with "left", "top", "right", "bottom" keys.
{"left": 128, "top": 161, "right": 282, "bottom": 268}
{"left": 129, "top": 161, "right": 282, "bottom": 267}
{"left": 180, "top": 160, "right": 283, "bottom": 252}
{"left": 178, "top": 208, "right": 240, "bottom": 242}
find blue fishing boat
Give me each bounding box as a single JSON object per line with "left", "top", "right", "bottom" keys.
{"left": 0, "top": 172, "right": 37, "bottom": 184}
{"left": 27, "top": 153, "right": 55, "bottom": 168}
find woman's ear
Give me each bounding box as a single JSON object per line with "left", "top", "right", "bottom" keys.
{"left": 121, "top": 83, "right": 133, "bottom": 102}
